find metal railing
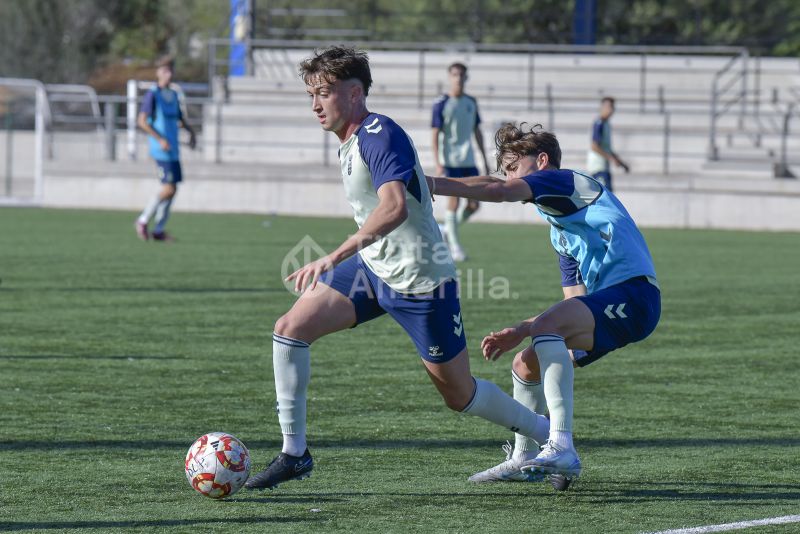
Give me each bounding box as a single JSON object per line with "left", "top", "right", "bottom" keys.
{"left": 208, "top": 38, "right": 747, "bottom": 110}
{"left": 707, "top": 50, "right": 750, "bottom": 160}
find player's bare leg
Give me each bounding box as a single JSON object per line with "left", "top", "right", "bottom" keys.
{"left": 422, "top": 348, "right": 550, "bottom": 481}
{"left": 246, "top": 283, "right": 356, "bottom": 490}
{"left": 520, "top": 298, "right": 595, "bottom": 485}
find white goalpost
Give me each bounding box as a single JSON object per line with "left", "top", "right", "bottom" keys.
{"left": 0, "top": 78, "right": 48, "bottom": 205}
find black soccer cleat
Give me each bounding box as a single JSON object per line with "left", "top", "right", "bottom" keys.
{"left": 549, "top": 473, "right": 573, "bottom": 492}
{"left": 244, "top": 449, "right": 313, "bottom": 490}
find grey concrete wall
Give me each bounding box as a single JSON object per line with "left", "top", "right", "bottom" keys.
{"left": 39, "top": 161, "right": 800, "bottom": 231}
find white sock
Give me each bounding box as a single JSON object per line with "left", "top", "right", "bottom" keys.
{"left": 456, "top": 203, "right": 475, "bottom": 224}
{"left": 550, "top": 430, "right": 574, "bottom": 450}
{"left": 461, "top": 378, "right": 550, "bottom": 443}
{"left": 444, "top": 210, "right": 461, "bottom": 250}
{"left": 154, "top": 197, "right": 173, "bottom": 234}
{"left": 138, "top": 194, "right": 161, "bottom": 224}
{"left": 272, "top": 333, "right": 311, "bottom": 457}
{"left": 511, "top": 369, "right": 548, "bottom": 459}
{"left": 533, "top": 334, "right": 575, "bottom": 449}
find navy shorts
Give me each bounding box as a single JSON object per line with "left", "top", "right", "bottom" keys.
{"left": 156, "top": 160, "right": 183, "bottom": 184}
{"left": 572, "top": 276, "right": 661, "bottom": 367}
{"left": 443, "top": 166, "right": 479, "bottom": 178}
{"left": 321, "top": 254, "right": 467, "bottom": 363}
{"left": 592, "top": 171, "right": 612, "bottom": 192}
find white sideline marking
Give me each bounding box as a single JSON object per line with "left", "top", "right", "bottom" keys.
{"left": 644, "top": 514, "right": 800, "bottom": 534}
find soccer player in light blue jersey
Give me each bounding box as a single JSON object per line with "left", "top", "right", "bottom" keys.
{"left": 245, "top": 48, "right": 551, "bottom": 491}
{"left": 431, "top": 62, "right": 490, "bottom": 261}
{"left": 587, "top": 97, "right": 629, "bottom": 192}
{"left": 135, "top": 56, "right": 196, "bottom": 242}
{"left": 429, "top": 123, "right": 660, "bottom": 489}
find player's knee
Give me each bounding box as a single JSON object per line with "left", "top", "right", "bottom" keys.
{"left": 513, "top": 350, "right": 540, "bottom": 382}
{"left": 529, "top": 314, "right": 562, "bottom": 339}
{"left": 441, "top": 391, "right": 470, "bottom": 412}
{"left": 274, "top": 312, "right": 302, "bottom": 340}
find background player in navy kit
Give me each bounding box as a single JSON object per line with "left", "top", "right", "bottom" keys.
{"left": 587, "top": 96, "right": 629, "bottom": 192}
{"left": 429, "top": 123, "right": 660, "bottom": 488}
{"left": 431, "top": 62, "right": 490, "bottom": 261}
{"left": 135, "top": 55, "right": 196, "bottom": 242}
{"left": 245, "top": 48, "right": 551, "bottom": 491}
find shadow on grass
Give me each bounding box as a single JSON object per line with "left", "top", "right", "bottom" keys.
{"left": 0, "top": 287, "right": 284, "bottom": 293}
{"left": 0, "top": 516, "right": 320, "bottom": 532}
{"left": 576, "top": 479, "right": 800, "bottom": 504}
{"left": 2, "top": 437, "right": 800, "bottom": 452}
{"left": 0, "top": 354, "right": 186, "bottom": 360}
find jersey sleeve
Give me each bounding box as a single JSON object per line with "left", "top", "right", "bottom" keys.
{"left": 558, "top": 253, "right": 583, "bottom": 287}
{"left": 359, "top": 118, "right": 418, "bottom": 191}
{"left": 431, "top": 97, "right": 445, "bottom": 129}
{"left": 518, "top": 175, "right": 538, "bottom": 202}
{"left": 140, "top": 90, "right": 156, "bottom": 120}
{"left": 591, "top": 119, "right": 604, "bottom": 144}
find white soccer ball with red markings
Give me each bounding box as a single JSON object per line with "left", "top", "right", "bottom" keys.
{"left": 185, "top": 432, "right": 251, "bottom": 499}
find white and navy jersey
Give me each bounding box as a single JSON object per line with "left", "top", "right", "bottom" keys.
{"left": 519, "top": 169, "right": 658, "bottom": 294}
{"left": 587, "top": 118, "right": 612, "bottom": 174}
{"left": 339, "top": 113, "right": 456, "bottom": 294}
{"left": 431, "top": 94, "right": 481, "bottom": 168}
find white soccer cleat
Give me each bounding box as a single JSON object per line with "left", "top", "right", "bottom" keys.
{"left": 450, "top": 244, "right": 467, "bottom": 262}
{"left": 468, "top": 442, "right": 544, "bottom": 483}
{"left": 520, "top": 440, "right": 582, "bottom": 479}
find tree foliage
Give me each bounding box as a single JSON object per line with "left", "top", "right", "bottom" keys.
{"left": 0, "top": 0, "right": 798, "bottom": 85}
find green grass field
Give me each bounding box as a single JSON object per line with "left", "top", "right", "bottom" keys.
{"left": 1, "top": 207, "right": 799, "bottom": 533}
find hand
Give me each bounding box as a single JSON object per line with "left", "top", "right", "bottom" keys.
{"left": 435, "top": 164, "right": 444, "bottom": 176}
{"left": 188, "top": 132, "right": 197, "bottom": 150}
{"left": 481, "top": 326, "right": 526, "bottom": 361}
{"left": 616, "top": 158, "right": 629, "bottom": 173}
{"left": 158, "top": 138, "right": 171, "bottom": 151}
{"left": 285, "top": 256, "right": 335, "bottom": 294}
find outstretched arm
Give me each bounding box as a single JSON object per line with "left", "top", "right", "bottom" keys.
{"left": 480, "top": 283, "right": 587, "bottom": 361}
{"left": 427, "top": 174, "right": 531, "bottom": 203}
{"left": 286, "top": 180, "right": 408, "bottom": 292}
{"left": 474, "top": 126, "right": 491, "bottom": 175}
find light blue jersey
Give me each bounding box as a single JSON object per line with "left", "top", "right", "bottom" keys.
{"left": 141, "top": 86, "right": 182, "bottom": 162}
{"left": 520, "top": 169, "right": 657, "bottom": 294}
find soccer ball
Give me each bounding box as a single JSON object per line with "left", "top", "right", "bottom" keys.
{"left": 184, "top": 432, "right": 251, "bottom": 499}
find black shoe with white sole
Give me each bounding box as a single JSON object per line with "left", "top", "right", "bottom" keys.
{"left": 244, "top": 449, "right": 313, "bottom": 490}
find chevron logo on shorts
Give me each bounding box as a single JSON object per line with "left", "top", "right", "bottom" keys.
{"left": 604, "top": 303, "right": 628, "bottom": 319}
{"left": 453, "top": 313, "right": 463, "bottom": 336}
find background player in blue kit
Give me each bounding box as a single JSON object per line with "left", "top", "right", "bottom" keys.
{"left": 245, "top": 48, "right": 551, "bottom": 491}
{"left": 135, "top": 55, "right": 196, "bottom": 242}
{"left": 587, "top": 96, "right": 629, "bottom": 192}
{"left": 429, "top": 123, "right": 660, "bottom": 488}
{"left": 431, "top": 62, "right": 490, "bottom": 261}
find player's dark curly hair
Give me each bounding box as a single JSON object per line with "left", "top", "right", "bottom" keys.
{"left": 298, "top": 46, "right": 373, "bottom": 96}
{"left": 494, "top": 122, "right": 561, "bottom": 171}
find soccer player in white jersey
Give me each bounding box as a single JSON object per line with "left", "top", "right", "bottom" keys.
{"left": 587, "top": 97, "right": 629, "bottom": 192}
{"left": 245, "top": 47, "right": 551, "bottom": 491}
{"left": 429, "top": 123, "right": 660, "bottom": 490}
{"left": 431, "top": 62, "right": 490, "bottom": 261}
